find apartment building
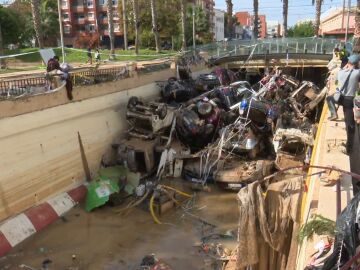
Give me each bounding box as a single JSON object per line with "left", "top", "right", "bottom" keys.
{"left": 319, "top": 7, "right": 355, "bottom": 40}
{"left": 235, "top": 11, "right": 267, "bottom": 39}
{"left": 60, "top": 0, "right": 122, "bottom": 48}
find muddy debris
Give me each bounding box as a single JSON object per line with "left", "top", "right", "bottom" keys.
{"left": 79, "top": 60, "right": 326, "bottom": 269}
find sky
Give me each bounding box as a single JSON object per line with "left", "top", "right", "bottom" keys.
{"left": 215, "top": 0, "right": 355, "bottom": 26}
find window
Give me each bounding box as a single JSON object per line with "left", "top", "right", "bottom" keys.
{"left": 100, "top": 12, "right": 107, "bottom": 19}
{"left": 112, "top": 0, "right": 118, "bottom": 5}
{"left": 88, "top": 12, "right": 94, "bottom": 19}
{"left": 98, "top": 0, "right": 105, "bottom": 5}
{"left": 75, "top": 13, "right": 85, "bottom": 19}
{"left": 100, "top": 24, "right": 108, "bottom": 30}
{"left": 63, "top": 13, "right": 69, "bottom": 20}
{"left": 78, "top": 25, "right": 86, "bottom": 32}
{"left": 87, "top": 0, "right": 93, "bottom": 8}
{"left": 114, "top": 23, "right": 120, "bottom": 32}
{"left": 113, "top": 11, "right": 119, "bottom": 19}
{"left": 88, "top": 24, "right": 96, "bottom": 32}
{"left": 64, "top": 25, "right": 71, "bottom": 34}
{"left": 61, "top": 0, "right": 67, "bottom": 7}
{"left": 72, "top": 0, "right": 82, "bottom": 6}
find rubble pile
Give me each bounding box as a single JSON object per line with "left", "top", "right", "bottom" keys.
{"left": 111, "top": 64, "right": 326, "bottom": 190}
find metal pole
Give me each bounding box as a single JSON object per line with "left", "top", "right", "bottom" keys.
{"left": 192, "top": 3, "right": 196, "bottom": 53}
{"left": 345, "top": 0, "right": 351, "bottom": 43}
{"left": 57, "top": 0, "right": 65, "bottom": 63}
{"left": 122, "top": 0, "right": 128, "bottom": 50}
{"left": 342, "top": 0, "right": 346, "bottom": 30}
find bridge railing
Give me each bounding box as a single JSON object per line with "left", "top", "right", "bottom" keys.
{"left": 188, "top": 38, "right": 341, "bottom": 59}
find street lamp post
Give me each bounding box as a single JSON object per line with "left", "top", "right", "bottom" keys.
{"left": 57, "top": 0, "right": 65, "bottom": 63}
{"left": 193, "top": 3, "right": 196, "bottom": 53}
{"left": 344, "top": 0, "right": 351, "bottom": 43}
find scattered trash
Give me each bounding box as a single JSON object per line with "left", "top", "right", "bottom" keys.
{"left": 85, "top": 175, "right": 121, "bottom": 212}
{"left": 140, "top": 254, "right": 173, "bottom": 270}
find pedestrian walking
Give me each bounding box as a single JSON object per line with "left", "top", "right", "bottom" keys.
{"left": 86, "top": 47, "right": 92, "bottom": 64}
{"left": 95, "top": 49, "right": 101, "bottom": 63}
{"left": 335, "top": 54, "right": 360, "bottom": 155}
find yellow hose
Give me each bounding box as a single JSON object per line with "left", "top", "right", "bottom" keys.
{"left": 159, "top": 185, "right": 193, "bottom": 198}
{"left": 149, "top": 185, "right": 193, "bottom": 224}
{"left": 149, "top": 194, "right": 162, "bottom": 224}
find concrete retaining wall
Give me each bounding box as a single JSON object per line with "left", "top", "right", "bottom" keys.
{"left": 0, "top": 69, "right": 176, "bottom": 221}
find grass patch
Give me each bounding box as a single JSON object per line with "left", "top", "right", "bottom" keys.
{"left": 3, "top": 47, "right": 178, "bottom": 64}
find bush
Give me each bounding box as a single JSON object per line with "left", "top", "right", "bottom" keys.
{"left": 74, "top": 33, "right": 100, "bottom": 49}
{"left": 140, "top": 30, "right": 155, "bottom": 49}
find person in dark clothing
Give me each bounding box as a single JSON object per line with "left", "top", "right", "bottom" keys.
{"left": 336, "top": 54, "right": 360, "bottom": 155}
{"left": 86, "top": 47, "right": 92, "bottom": 64}
{"left": 47, "top": 55, "right": 61, "bottom": 72}
{"left": 350, "top": 96, "right": 360, "bottom": 195}
{"left": 340, "top": 46, "right": 349, "bottom": 68}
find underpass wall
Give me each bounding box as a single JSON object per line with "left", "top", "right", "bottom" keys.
{"left": 0, "top": 68, "right": 181, "bottom": 221}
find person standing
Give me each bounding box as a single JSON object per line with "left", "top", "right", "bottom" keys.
{"left": 95, "top": 49, "right": 101, "bottom": 63}
{"left": 337, "top": 54, "right": 360, "bottom": 155}
{"left": 86, "top": 47, "right": 92, "bottom": 64}
{"left": 350, "top": 96, "right": 360, "bottom": 194}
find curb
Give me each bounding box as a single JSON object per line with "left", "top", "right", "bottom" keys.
{"left": 0, "top": 185, "right": 87, "bottom": 257}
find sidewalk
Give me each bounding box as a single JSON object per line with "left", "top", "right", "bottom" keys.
{"left": 298, "top": 105, "right": 354, "bottom": 269}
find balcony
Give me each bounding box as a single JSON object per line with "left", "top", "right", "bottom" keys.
{"left": 75, "top": 18, "right": 86, "bottom": 24}
{"left": 72, "top": 5, "right": 85, "bottom": 12}
{"left": 97, "top": 5, "right": 107, "bottom": 12}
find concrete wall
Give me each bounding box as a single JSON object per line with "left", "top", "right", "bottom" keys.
{"left": 0, "top": 69, "right": 178, "bottom": 221}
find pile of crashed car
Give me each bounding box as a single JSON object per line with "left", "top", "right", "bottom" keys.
{"left": 113, "top": 62, "right": 327, "bottom": 190}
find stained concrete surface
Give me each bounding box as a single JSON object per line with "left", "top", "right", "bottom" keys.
{"left": 0, "top": 181, "right": 238, "bottom": 270}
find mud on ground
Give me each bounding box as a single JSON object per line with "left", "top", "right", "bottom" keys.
{"left": 0, "top": 181, "right": 238, "bottom": 270}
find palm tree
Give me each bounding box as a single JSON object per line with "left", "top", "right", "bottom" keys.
{"left": 0, "top": 23, "right": 4, "bottom": 68}
{"left": 150, "top": 0, "right": 161, "bottom": 52}
{"left": 132, "top": 0, "right": 140, "bottom": 55}
{"left": 313, "top": 0, "right": 323, "bottom": 37}
{"left": 353, "top": 0, "right": 360, "bottom": 53}
{"left": 282, "top": 0, "right": 288, "bottom": 37}
{"left": 30, "top": 0, "right": 43, "bottom": 48}
{"left": 107, "top": 0, "right": 115, "bottom": 59}
{"left": 121, "top": 0, "right": 128, "bottom": 50}
{"left": 180, "top": 0, "right": 186, "bottom": 50}
{"left": 226, "top": 0, "right": 233, "bottom": 38}
{"left": 253, "top": 0, "right": 259, "bottom": 39}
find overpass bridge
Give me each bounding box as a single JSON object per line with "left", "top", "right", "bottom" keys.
{"left": 192, "top": 37, "right": 341, "bottom": 68}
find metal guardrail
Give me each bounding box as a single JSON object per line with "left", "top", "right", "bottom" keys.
{"left": 72, "top": 66, "right": 130, "bottom": 86}
{"left": 0, "top": 66, "right": 131, "bottom": 99}
{"left": 184, "top": 37, "right": 341, "bottom": 60}
{"left": 0, "top": 77, "right": 47, "bottom": 98}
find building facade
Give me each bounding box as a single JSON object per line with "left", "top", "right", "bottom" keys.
{"left": 267, "top": 20, "right": 280, "bottom": 38}
{"left": 60, "top": 0, "right": 122, "bottom": 48}
{"left": 213, "top": 9, "right": 225, "bottom": 41}
{"left": 319, "top": 7, "right": 355, "bottom": 40}
{"left": 235, "top": 11, "right": 267, "bottom": 39}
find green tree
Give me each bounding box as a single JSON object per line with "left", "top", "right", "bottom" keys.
{"left": 185, "top": 4, "right": 211, "bottom": 46}
{"left": 287, "top": 21, "right": 315, "bottom": 37}
{"left": 40, "top": 0, "right": 59, "bottom": 46}
{"left": 0, "top": 6, "right": 22, "bottom": 46}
